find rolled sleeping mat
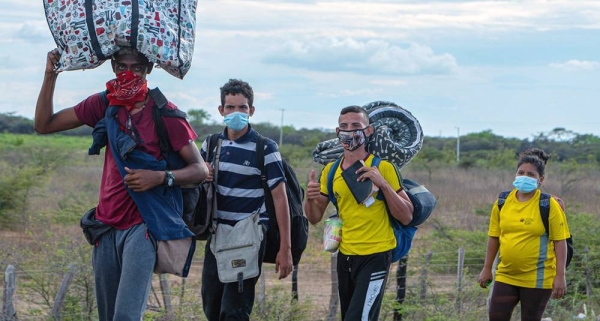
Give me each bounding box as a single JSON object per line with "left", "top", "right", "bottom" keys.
{"left": 312, "top": 101, "right": 424, "bottom": 170}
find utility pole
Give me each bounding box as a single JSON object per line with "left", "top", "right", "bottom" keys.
{"left": 279, "top": 108, "right": 285, "bottom": 147}
{"left": 455, "top": 126, "right": 460, "bottom": 163}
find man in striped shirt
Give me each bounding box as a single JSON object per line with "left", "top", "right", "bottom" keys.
{"left": 199, "top": 79, "right": 293, "bottom": 321}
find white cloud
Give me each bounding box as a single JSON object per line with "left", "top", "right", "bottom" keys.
{"left": 319, "top": 88, "right": 385, "bottom": 98}
{"left": 549, "top": 60, "right": 600, "bottom": 72}
{"left": 265, "top": 38, "right": 458, "bottom": 75}
{"left": 1, "top": 1, "right": 600, "bottom": 139}
{"left": 196, "top": 1, "right": 600, "bottom": 37}
{"left": 15, "top": 22, "right": 49, "bottom": 41}
{"left": 254, "top": 92, "right": 275, "bottom": 102}
{"left": 370, "top": 79, "right": 408, "bottom": 86}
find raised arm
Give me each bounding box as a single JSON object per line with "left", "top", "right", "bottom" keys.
{"left": 303, "top": 169, "right": 329, "bottom": 225}
{"left": 359, "top": 163, "right": 413, "bottom": 225}
{"left": 34, "top": 49, "right": 83, "bottom": 134}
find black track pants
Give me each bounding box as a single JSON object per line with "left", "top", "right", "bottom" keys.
{"left": 337, "top": 251, "right": 391, "bottom": 321}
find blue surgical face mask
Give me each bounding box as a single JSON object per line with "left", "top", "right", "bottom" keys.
{"left": 224, "top": 112, "right": 249, "bottom": 131}
{"left": 513, "top": 176, "right": 538, "bottom": 193}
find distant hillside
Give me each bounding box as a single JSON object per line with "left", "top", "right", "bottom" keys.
{"left": 3, "top": 112, "right": 599, "bottom": 166}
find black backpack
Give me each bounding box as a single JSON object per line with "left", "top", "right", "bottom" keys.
{"left": 497, "top": 191, "right": 574, "bottom": 268}
{"left": 256, "top": 135, "right": 309, "bottom": 266}
{"left": 186, "top": 134, "right": 220, "bottom": 240}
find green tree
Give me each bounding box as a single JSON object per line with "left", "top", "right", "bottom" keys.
{"left": 187, "top": 108, "right": 212, "bottom": 125}
{"left": 0, "top": 112, "right": 35, "bottom": 134}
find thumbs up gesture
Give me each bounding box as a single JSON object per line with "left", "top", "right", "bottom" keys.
{"left": 306, "top": 169, "right": 321, "bottom": 200}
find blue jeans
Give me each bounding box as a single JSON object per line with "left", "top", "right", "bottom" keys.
{"left": 93, "top": 223, "right": 156, "bottom": 321}
{"left": 201, "top": 234, "right": 266, "bottom": 321}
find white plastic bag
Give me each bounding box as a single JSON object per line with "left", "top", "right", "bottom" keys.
{"left": 323, "top": 216, "right": 342, "bottom": 252}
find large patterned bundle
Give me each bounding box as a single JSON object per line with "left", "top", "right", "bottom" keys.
{"left": 312, "top": 101, "right": 423, "bottom": 170}
{"left": 43, "top": 0, "right": 198, "bottom": 79}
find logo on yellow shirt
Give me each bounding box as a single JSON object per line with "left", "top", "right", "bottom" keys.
{"left": 521, "top": 218, "right": 534, "bottom": 225}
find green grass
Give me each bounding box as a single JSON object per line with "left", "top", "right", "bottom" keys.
{"left": 3, "top": 133, "right": 600, "bottom": 320}
{"left": 0, "top": 133, "right": 93, "bottom": 151}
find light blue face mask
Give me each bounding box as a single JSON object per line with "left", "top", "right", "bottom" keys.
{"left": 513, "top": 176, "right": 538, "bottom": 193}
{"left": 224, "top": 112, "right": 249, "bottom": 131}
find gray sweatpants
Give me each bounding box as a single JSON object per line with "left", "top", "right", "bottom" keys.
{"left": 92, "top": 223, "right": 156, "bottom": 321}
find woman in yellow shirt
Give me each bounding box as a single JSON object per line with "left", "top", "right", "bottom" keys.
{"left": 478, "top": 148, "right": 569, "bottom": 321}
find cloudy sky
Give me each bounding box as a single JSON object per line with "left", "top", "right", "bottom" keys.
{"left": 1, "top": 1, "right": 599, "bottom": 140}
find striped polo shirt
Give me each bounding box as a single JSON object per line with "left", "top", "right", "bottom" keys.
{"left": 200, "top": 125, "right": 286, "bottom": 224}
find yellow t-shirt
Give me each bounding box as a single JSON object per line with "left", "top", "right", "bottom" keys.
{"left": 320, "top": 155, "right": 402, "bottom": 255}
{"left": 488, "top": 189, "right": 570, "bottom": 288}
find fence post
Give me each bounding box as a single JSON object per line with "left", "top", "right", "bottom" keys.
{"left": 419, "top": 251, "right": 433, "bottom": 300}
{"left": 394, "top": 256, "right": 408, "bottom": 321}
{"left": 179, "top": 277, "right": 186, "bottom": 314}
{"left": 327, "top": 252, "right": 338, "bottom": 321}
{"left": 486, "top": 253, "right": 499, "bottom": 312}
{"left": 258, "top": 272, "right": 265, "bottom": 309}
{"left": 2, "top": 265, "right": 17, "bottom": 321}
{"left": 291, "top": 264, "right": 299, "bottom": 300}
{"left": 150, "top": 283, "right": 162, "bottom": 310}
{"left": 159, "top": 274, "right": 172, "bottom": 316}
{"left": 584, "top": 246, "right": 593, "bottom": 298}
{"left": 51, "top": 263, "right": 76, "bottom": 321}
{"left": 455, "top": 248, "right": 465, "bottom": 314}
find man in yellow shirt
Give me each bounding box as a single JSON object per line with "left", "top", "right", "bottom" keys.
{"left": 304, "top": 106, "right": 413, "bottom": 321}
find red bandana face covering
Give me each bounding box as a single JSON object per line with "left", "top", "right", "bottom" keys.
{"left": 105, "top": 71, "right": 148, "bottom": 111}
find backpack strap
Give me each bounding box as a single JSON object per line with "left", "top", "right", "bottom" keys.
{"left": 152, "top": 104, "right": 169, "bottom": 158}
{"left": 204, "top": 134, "right": 220, "bottom": 162}
{"left": 327, "top": 155, "right": 382, "bottom": 210}
{"left": 99, "top": 90, "right": 109, "bottom": 106}
{"left": 327, "top": 157, "right": 342, "bottom": 210}
{"left": 210, "top": 137, "right": 222, "bottom": 233}
{"left": 370, "top": 156, "right": 384, "bottom": 201}
{"left": 149, "top": 88, "right": 168, "bottom": 110}
{"left": 539, "top": 192, "right": 552, "bottom": 236}
{"left": 256, "top": 134, "right": 266, "bottom": 185}
{"left": 148, "top": 88, "right": 187, "bottom": 162}
{"left": 499, "top": 191, "right": 555, "bottom": 236}
{"left": 256, "top": 135, "right": 278, "bottom": 230}
{"left": 497, "top": 190, "right": 511, "bottom": 211}
{"left": 371, "top": 156, "right": 382, "bottom": 167}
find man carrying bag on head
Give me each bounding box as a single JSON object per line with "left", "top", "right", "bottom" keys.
{"left": 35, "top": 47, "right": 208, "bottom": 321}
